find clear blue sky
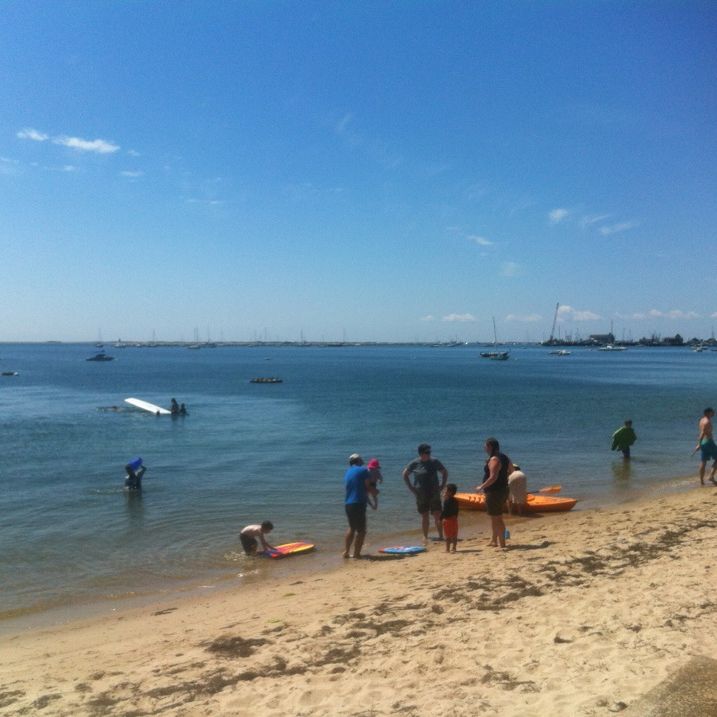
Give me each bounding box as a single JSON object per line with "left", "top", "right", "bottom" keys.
{"left": 1, "top": 1, "right": 715, "bottom": 342}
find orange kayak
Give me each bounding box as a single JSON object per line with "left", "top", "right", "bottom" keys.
{"left": 455, "top": 492, "right": 577, "bottom": 513}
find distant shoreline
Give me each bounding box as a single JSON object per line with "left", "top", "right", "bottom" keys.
{"left": 0, "top": 340, "right": 713, "bottom": 348}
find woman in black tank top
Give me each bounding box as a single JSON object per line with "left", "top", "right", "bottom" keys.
{"left": 477, "top": 437, "right": 512, "bottom": 548}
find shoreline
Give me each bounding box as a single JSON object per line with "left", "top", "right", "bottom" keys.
{"left": 2, "top": 482, "right": 716, "bottom": 716}
{"left": 1, "top": 472, "right": 697, "bottom": 636}
{"left": 0, "top": 472, "right": 700, "bottom": 637}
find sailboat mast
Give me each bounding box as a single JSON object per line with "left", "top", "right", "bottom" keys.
{"left": 549, "top": 302, "right": 559, "bottom": 343}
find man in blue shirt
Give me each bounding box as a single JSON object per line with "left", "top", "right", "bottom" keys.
{"left": 343, "top": 453, "right": 372, "bottom": 559}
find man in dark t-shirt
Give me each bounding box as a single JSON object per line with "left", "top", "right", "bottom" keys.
{"left": 402, "top": 443, "right": 448, "bottom": 541}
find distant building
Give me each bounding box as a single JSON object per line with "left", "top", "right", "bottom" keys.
{"left": 589, "top": 333, "right": 615, "bottom": 345}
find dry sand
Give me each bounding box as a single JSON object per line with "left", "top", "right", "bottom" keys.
{"left": 2, "top": 485, "right": 716, "bottom": 716}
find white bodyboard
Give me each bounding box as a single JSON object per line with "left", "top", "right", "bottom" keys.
{"left": 124, "top": 397, "right": 171, "bottom": 415}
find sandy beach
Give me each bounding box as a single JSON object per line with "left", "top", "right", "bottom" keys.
{"left": 2, "top": 484, "right": 716, "bottom": 717}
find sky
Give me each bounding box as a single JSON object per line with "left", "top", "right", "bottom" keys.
{"left": 1, "top": 1, "right": 716, "bottom": 343}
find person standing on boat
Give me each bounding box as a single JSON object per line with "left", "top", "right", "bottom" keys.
{"left": 476, "top": 438, "right": 513, "bottom": 548}
{"left": 611, "top": 419, "right": 637, "bottom": 460}
{"left": 402, "top": 443, "right": 448, "bottom": 542}
{"left": 170, "top": 398, "right": 180, "bottom": 415}
{"left": 343, "top": 453, "right": 372, "bottom": 559}
{"left": 696, "top": 408, "right": 717, "bottom": 485}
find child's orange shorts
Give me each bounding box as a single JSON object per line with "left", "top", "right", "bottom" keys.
{"left": 442, "top": 516, "right": 458, "bottom": 540}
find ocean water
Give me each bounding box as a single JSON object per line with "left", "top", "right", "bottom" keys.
{"left": 0, "top": 343, "right": 713, "bottom": 626}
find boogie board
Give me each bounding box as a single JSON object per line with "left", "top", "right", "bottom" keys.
{"left": 124, "top": 397, "right": 172, "bottom": 415}
{"left": 379, "top": 545, "right": 426, "bottom": 555}
{"left": 264, "top": 542, "right": 315, "bottom": 559}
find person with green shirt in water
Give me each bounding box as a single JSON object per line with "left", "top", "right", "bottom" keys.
{"left": 611, "top": 419, "right": 637, "bottom": 460}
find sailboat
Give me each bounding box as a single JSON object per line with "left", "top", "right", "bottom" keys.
{"left": 480, "top": 317, "right": 510, "bottom": 360}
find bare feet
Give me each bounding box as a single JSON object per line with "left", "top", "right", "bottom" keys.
{"left": 342, "top": 552, "right": 350, "bottom": 559}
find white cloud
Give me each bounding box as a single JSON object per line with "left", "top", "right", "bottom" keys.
{"left": 53, "top": 135, "right": 120, "bottom": 154}
{"left": 420, "top": 315, "right": 435, "bottom": 322}
{"left": 187, "top": 198, "right": 224, "bottom": 206}
{"left": 581, "top": 213, "right": 611, "bottom": 228}
{"left": 599, "top": 221, "right": 638, "bottom": 236}
{"left": 467, "top": 235, "right": 493, "bottom": 246}
{"left": 558, "top": 305, "right": 601, "bottom": 321}
{"left": 442, "top": 313, "right": 476, "bottom": 323}
{"left": 500, "top": 262, "right": 521, "bottom": 277}
{"left": 120, "top": 170, "right": 144, "bottom": 178}
{"left": 549, "top": 208, "right": 569, "bottom": 224}
{"left": 17, "top": 128, "right": 49, "bottom": 142}
{"left": 506, "top": 313, "right": 542, "bottom": 322}
{"left": 127, "top": 149, "right": 141, "bottom": 157}
{"left": 647, "top": 309, "right": 699, "bottom": 320}
{"left": 0, "top": 156, "right": 20, "bottom": 175}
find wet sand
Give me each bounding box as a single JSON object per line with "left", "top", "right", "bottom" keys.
{"left": 1, "top": 484, "right": 716, "bottom": 716}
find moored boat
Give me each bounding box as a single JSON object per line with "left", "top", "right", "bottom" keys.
{"left": 86, "top": 351, "right": 114, "bottom": 362}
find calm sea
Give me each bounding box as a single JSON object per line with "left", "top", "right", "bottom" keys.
{"left": 0, "top": 343, "right": 712, "bottom": 629}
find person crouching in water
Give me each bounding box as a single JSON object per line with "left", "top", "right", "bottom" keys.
{"left": 239, "top": 521, "right": 275, "bottom": 555}
{"left": 124, "top": 460, "right": 146, "bottom": 491}
{"left": 441, "top": 483, "right": 459, "bottom": 552}
{"left": 477, "top": 437, "right": 513, "bottom": 548}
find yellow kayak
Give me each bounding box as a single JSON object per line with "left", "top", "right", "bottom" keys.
{"left": 455, "top": 492, "right": 577, "bottom": 513}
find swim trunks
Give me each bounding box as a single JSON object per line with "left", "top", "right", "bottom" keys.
{"left": 240, "top": 533, "right": 258, "bottom": 554}
{"left": 345, "top": 502, "right": 367, "bottom": 532}
{"left": 415, "top": 487, "right": 442, "bottom": 514}
{"left": 700, "top": 439, "right": 717, "bottom": 462}
{"left": 442, "top": 516, "right": 458, "bottom": 540}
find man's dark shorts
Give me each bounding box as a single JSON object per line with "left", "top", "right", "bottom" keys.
{"left": 700, "top": 439, "right": 717, "bottom": 462}
{"left": 415, "top": 488, "right": 442, "bottom": 514}
{"left": 240, "top": 533, "right": 258, "bottom": 554}
{"left": 345, "top": 502, "right": 367, "bottom": 532}
{"left": 485, "top": 490, "right": 508, "bottom": 516}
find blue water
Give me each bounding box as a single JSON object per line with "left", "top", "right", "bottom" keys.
{"left": 0, "top": 344, "right": 713, "bottom": 624}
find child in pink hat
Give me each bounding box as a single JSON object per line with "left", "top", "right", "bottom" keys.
{"left": 366, "top": 458, "right": 383, "bottom": 509}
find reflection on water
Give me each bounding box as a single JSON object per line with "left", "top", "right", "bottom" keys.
{"left": 124, "top": 489, "right": 145, "bottom": 526}
{"left": 611, "top": 459, "right": 633, "bottom": 483}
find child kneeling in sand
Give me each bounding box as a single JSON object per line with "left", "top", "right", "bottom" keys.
{"left": 441, "top": 484, "right": 459, "bottom": 552}
{"left": 239, "top": 521, "right": 275, "bottom": 555}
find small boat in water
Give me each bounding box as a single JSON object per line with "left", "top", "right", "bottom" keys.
{"left": 598, "top": 345, "right": 626, "bottom": 352}
{"left": 550, "top": 349, "right": 571, "bottom": 356}
{"left": 480, "top": 317, "right": 510, "bottom": 360}
{"left": 86, "top": 350, "right": 114, "bottom": 362}
{"left": 1, "top": 370, "right": 18, "bottom": 376}
{"left": 250, "top": 377, "right": 283, "bottom": 384}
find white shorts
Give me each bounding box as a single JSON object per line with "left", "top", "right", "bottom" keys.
{"left": 508, "top": 472, "right": 527, "bottom": 503}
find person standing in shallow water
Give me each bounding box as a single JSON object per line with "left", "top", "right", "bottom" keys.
{"left": 476, "top": 437, "right": 513, "bottom": 548}
{"left": 343, "top": 453, "right": 372, "bottom": 559}
{"left": 611, "top": 419, "right": 637, "bottom": 460}
{"left": 402, "top": 443, "right": 448, "bottom": 542}
{"left": 696, "top": 408, "right": 717, "bottom": 485}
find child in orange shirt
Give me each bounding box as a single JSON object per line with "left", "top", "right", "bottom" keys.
{"left": 441, "top": 483, "right": 459, "bottom": 552}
